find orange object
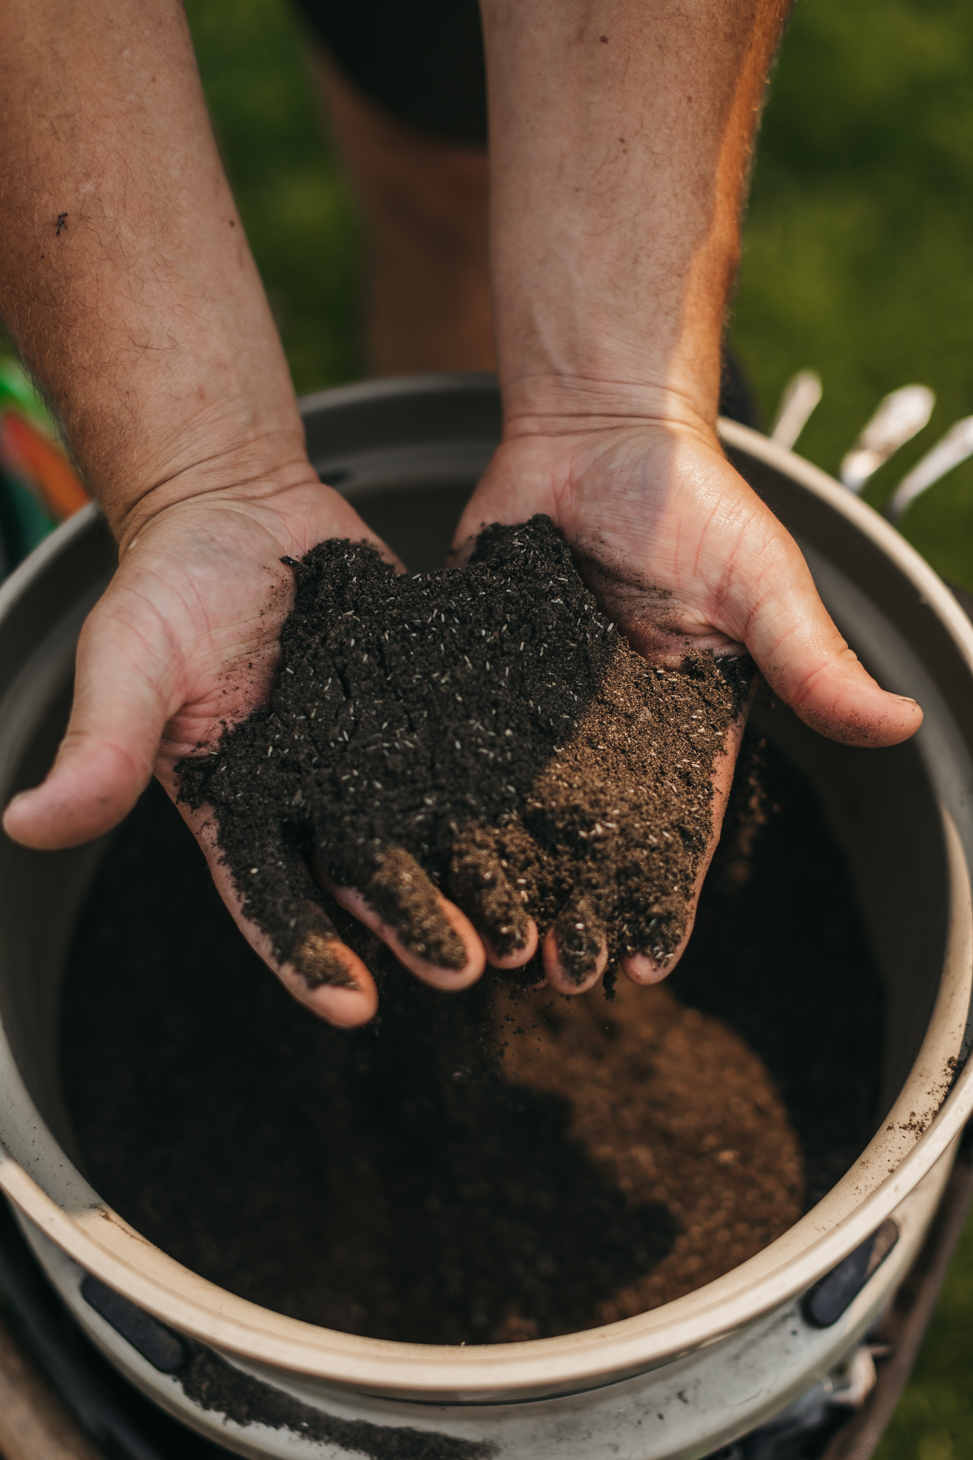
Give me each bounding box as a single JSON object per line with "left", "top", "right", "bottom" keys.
{"left": 0, "top": 410, "right": 88, "bottom": 521}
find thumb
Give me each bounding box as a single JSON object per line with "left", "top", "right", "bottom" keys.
{"left": 2, "top": 592, "right": 174, "bottom": 849}
{"left": 737, "top": 524, "right": 922, "bottom": 748}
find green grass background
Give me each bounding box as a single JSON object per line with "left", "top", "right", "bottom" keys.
{"left": 1, "top": 0, "right": 961, "bottom": 1449}
{"left": 181, "top": 0, "right": 973, "bottom": 598}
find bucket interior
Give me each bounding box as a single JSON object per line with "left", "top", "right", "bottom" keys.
{"left": 0, "top": 411, "right": 955, "bottom": 1349}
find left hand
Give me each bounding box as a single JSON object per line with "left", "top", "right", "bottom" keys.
{"left": 451, "top": 408, "right": 922, "bottom": 993}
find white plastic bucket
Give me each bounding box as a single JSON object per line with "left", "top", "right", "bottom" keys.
{"left": 0, "top": 376, "right": 971, "bottom": 1459}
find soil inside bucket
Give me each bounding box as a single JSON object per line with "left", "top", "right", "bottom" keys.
{"left": 59, "top": 735, "right": 882, "bottom": 1345}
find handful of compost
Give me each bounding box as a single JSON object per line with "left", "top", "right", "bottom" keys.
{"left": 179, "top": 516, "right": 751, "bottom": 1009}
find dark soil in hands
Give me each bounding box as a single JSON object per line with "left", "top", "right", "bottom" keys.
{"left": 59, "top": 737, "right": 881, "bottom": 1344}
{"left": 178, "top": 516, "right": 752, "bottom": 985}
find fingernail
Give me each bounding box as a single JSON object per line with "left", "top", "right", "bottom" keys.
{"left": 634, "top": 956, "right": 669, "bottom": 985}
{"left": 891, "top": 694, "right": 919, "bottom": 706}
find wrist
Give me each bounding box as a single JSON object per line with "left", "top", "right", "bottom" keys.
{"left": 498, "top": 370, "right": 722, "bottom": 450}
{"left": 111, "top": 427, "right": 322, "bottom": 556}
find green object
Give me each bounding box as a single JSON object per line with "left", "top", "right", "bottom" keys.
{"left": 0, "top": 356, "right": 60, "bottom": 571}
{"left": 0, "top": 356, "right": 56, "bottom": 431}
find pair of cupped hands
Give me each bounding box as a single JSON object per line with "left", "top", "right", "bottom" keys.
{"left": 2, "top": 409, "right": 921, "bottom": 1027}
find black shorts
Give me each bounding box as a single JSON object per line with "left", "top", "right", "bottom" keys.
{"left": 292, "top": 0, "right": 488, "bottom": 146}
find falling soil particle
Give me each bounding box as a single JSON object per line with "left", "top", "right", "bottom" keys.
{"left": 178, "top": 516, "right": 752, "bottom": 984}
{"left": 60, "top": 733, "right": 882, "bottom": 1344}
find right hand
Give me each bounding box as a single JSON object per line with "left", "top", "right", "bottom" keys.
{"left": 1, "top": 470, "right": 520, "bottom": 1027}
{"left": 451, "top": 407, "right": 923, "bottom": 994}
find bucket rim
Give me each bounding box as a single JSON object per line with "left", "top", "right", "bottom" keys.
{"left": 0, "top": 388, "right": 971, "bottom": 1400}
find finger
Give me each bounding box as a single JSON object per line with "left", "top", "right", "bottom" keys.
{"left": 542, "top": 894, "right": 609, "bottom": 994}
{"left": 726, "top": 503, "right": 922, "bottom": 748}
{"left": 449, "top": 835, "right": 538, "bottom": 968}
{"left": 3, "top": 587, "right": 174, "bottom": 849}
{"left": 275, "top": 910, "right": 379, "bottom": 1030}
{"left": 325, "top": 848, "right": 486, "bottom": 990}
{"left": 620, "top": 862, "right": 704, "bottom": 988}
{"left": 175, "top": 796, "right": 379, "bottom": 1027}
{"left": 623, "top": 705, "right": 745, "bottom": 986}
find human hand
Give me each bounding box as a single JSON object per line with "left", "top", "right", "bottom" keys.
{"left": 451, "top": 408, "right": 923, "bottom": 995}
{"left": 0, "top": 0, "right": 517, "bottom": 1029}
{"left": 462, "top": 0, "right": 919, "bottom": 1000}
{"left": 177, "top": 514, "right": 736, "bottom": 1012}
{"left": 1, "top": 472, "right": 507, "bottom": 1028}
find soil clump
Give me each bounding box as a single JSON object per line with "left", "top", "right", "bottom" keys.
{"left": 60, "top": 735, "right": 882, "bottom": 1344}
{"left": 179, "top": 516, "right": 752, "bottom": 985}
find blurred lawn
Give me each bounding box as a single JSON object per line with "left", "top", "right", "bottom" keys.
{"left": 736, "top": 0, "right": 973, "bottom": 592}
{"left": 184, "top": 2, "right": 973, "bottom": 1454}
{"left": 184, "top": 0, "right": 973, "bottom": 593}
{"left": 185, "top": 0, "right": 363, "bottom": 390}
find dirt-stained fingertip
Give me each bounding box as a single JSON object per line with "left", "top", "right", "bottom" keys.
{"left": 553, "top": 896, "right": 607, "bottom": 984}
{"left": 325, "top": 877, "right": 487, "bottom": 990}
{"left": 449, "top": 832, "right": 533, "bottom": 958}
{"left": 291, "top": 925, "right": 361, "bottom": 989}
{"left": 366, "top": 846, "right": 469, "bottom": 969}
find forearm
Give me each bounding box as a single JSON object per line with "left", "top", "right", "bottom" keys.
{"left": 0, "top": 0, "right": 310, "bottom": 544}
{"left": 480, "top": 0, "right": 790, "bottom": 432}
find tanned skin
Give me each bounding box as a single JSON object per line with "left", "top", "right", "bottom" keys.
{"left": 1, "top": 0, "right": 920, "bottom": 1025}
